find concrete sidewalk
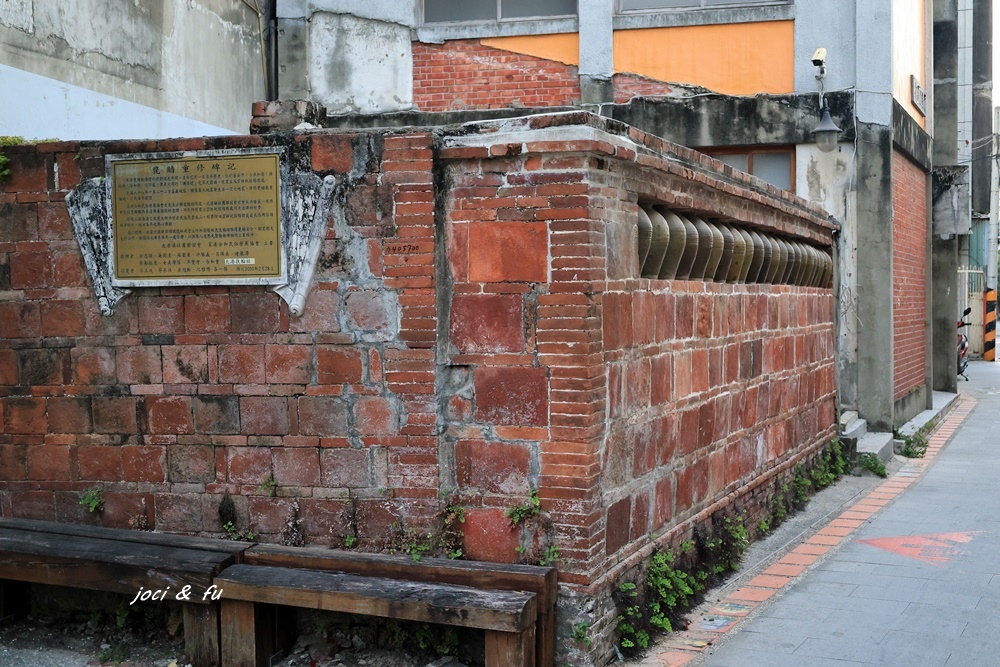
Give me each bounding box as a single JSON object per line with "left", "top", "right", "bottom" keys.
{"left": 640, "top": 360, "right": 1000, "bottom": 667}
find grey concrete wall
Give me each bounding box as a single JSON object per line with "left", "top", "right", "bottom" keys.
{"left": 793, "top": 0, "right": 858, "bottom": 93}
{"left": 970, "top": 0, "right": 992, "bottom": 216}
{"left": 278, "top": 1, "right": 415, "bottom": 115}
{"left": 579, "top": 0, "right": 614, "bottom": 104}
{"left": 855, "top": 123, "right": 896, "bottom": 431}
{"left": 0, "top": 0, "right": 264, "bottom": 133}
{"left": 931, "top": 0, "right": 963, "bottom": 391}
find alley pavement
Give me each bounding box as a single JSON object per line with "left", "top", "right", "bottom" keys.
{"left": 642, "top": 360, "right": 1000, "bottom": 667}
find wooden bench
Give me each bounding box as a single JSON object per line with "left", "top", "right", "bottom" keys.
{"left": 0, "top": 517, "right": 249, "bottom": 666}
{"left": 216, "top": 544, "right": 558, "bottom": 667}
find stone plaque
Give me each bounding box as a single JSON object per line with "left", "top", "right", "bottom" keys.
{"left": 107, "top": 149, "right": 285, "bottom": 286}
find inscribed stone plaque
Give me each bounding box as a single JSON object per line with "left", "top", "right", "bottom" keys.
{"left": 107, "top": 149, "right": 285, "bottom": 286}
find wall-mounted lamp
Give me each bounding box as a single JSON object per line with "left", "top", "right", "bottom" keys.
{"left": 812, "top": 106, "right": 842, "bottom": 153}
{"left": 811, "top": 47, "right": 842, "bottom": 153}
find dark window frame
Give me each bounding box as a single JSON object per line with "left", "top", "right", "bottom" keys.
{"left": 701, "top": 146, "right": 796, "bottom": 192}
{"left": 617, "top": 0, "right": 789, "bottom": 13}
{"left": 422, "top": 0, "right": 578, "bottom": 25}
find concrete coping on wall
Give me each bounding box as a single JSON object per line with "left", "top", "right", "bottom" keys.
{"left": 435, "top": 110, "right": 841, "bottom": 243}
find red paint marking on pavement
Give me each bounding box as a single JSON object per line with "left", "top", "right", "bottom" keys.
{"left": 856, "top": 532, "right": 983, "bottom": 566}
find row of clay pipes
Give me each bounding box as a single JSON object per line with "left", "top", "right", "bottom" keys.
{"left": 638, "top": 206, "right": 833, "bottom": 288}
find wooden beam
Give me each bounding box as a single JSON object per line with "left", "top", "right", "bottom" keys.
{"left": 485, "top": 625, "right": 536, "bottom": 667}
{"left": 183, "top": 602, "right": 221, "bottom": 667}
{"left": 242, "top": 545, "right": 557, "bottom": 665}
{"left": 216, "top": 565, "right": 536, "bottom": 633}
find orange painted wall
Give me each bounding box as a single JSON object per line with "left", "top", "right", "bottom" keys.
{"left": 482, "top": 21, "right": 794, "bottom": 96}
{"left": 481, "top": 33, "right": 580, "bottom": 66}
{"left": 613, "top": 22, "right": 794, "bottom": 95}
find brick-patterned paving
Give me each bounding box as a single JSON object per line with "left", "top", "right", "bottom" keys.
{"left": 891, "top": 150, "right": 928, "bottom": 402}
{"left": 639, "top": 395, "right": 975, "bottom": 666}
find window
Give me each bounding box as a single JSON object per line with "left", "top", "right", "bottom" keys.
{"left": 620, "top": 0, "right": 784, "bottom": 10}
{"left": 706, "top": 148, "right": 795, "bottom": 191}
{"left": 423, "top": 0, "right": 577, "bottom": 23}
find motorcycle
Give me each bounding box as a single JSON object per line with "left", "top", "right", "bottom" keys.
{"left": 958, "top": 306, "right": 972, "bottom": 381}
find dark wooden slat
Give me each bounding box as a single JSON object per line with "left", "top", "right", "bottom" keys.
{"left": 0, "top": 518, "right": 247, "bottom": 556}
{"left": 0, "top": 555, "right": 218, "bottom": 601}
{"left": 243, "top": 544, "right": 557, "bottom": 666}
{"left": 0, "top": 528, "right": 238, "bottom": 602}
{"left": 0, "top": 528, "right": 237, "bottom": 570}
{"left": 183, "top": 602, "right": 221, "bottom": 667}
{"left": 485, "top": 626, "right": 536, "bottom": 667}
{"left": 215, "top": 565, "right": 535, "bottom": 633}
{"left": 242, "top": 544, "right": 557, "bottom": 608}
{"left": 220, "top": 599, "right": 265, "bottom": 667}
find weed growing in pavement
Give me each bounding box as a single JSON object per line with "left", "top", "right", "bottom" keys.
{"left": 615, "top": 511, "right": 752, "bottom": 655}
{"left": 858, "top": 452, "right": 888, "bottom": 478}
{"left": 811, "top": 438, "right": 847, "bottom": 488}
{"left": 614, "top": 439, "right": 852, "bottom": 656}
{"left": 894, "top": 428, "right": 929, "bottom": 458}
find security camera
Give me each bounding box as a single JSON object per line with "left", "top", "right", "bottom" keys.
{"left": 812, "top": 48, "right": 827, "bottom": 67}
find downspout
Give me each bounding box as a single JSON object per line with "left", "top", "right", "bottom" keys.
{"left": 264, "top": 0, "right": 279, "bottom": 100}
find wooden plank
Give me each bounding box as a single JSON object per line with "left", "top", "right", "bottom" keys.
{"left": 0, "top": 518, "right": 248, "bottom": 556}
{"left": 215, "top": 565, "right": 535, "bottom": 633}
{"left": 0, "top": 527, "right": 238, "bottom": 570}
{"left": 220, "top": 599, "right": 266, "bottom": 667}
{"left": 242, "top": 544, "right": 557, "bottom": 609}
{"left": 0, "top": 527, "right": 237, "bottom": 602}
{"left": 485, "top": 626, "right": 536, "bottom": 667}
{"left": 183, "top": 602, "right": 221, "bottom": 667}
{"left": 536, "top": 609, "right": 555, "bottom": 667}
{"left": 243, "top": 544, "right": 557, "bottom": 665}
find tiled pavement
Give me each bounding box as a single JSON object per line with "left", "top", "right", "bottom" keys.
{"left": 638, "top": 361, "right": 1000, "bottom": 667}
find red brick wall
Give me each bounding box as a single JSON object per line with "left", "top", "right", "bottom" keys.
{"left": 412, "top": 40, "right": 678, "bottom": 111}
{"left": 413, "top": 40, "right": 581, "bottom": 111}
{"left": 0, "top": 113, "right": 837, "bottom": 664}
{"left": 891, "top": 150, "right": 928, "bottom": 401}
{"left": 0, "top": 132, "right": 440, "bottom": 539}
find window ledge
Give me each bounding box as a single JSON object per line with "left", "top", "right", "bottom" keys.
{"left": 413, "top": 17, "right": 579, "bottom": 43}
{"left": 614, "top": 4, "right": 793, "bottom": 30}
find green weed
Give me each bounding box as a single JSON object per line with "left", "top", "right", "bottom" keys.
{"left": 858, "top": 452, "right": 888, "bottom": 478}
{"left": 80, "top": 487, "right": 104, "bottom": 513}
{"left": 504, "top": 488, "right": 540, "bottom": 527}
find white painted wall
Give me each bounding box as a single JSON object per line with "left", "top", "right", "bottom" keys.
{"left": 0, "top": 0, "right": 263, "bottom": 135}
{"left": 0, "top": 65, "right": 235, "bottom": 141}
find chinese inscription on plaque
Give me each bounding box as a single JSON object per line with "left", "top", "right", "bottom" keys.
{"left": 108, "top": 150, "right": 284, "bottom": 285}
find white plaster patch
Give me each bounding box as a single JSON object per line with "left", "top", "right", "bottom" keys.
{"left": 0, "top": 0, "right": 33, "bottom": 32}
{"left": 308, "top": 12, "right": 413, "bottom": 114}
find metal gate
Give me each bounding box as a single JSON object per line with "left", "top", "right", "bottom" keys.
{"left": 959, "top": 266, "right": 985, "bottom": 357}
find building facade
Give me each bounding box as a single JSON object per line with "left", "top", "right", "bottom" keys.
{"left": 279, "top": 0, "right": 996, "bottom": 431}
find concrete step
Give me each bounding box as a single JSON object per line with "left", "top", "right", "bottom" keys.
{"left": 856, "top": 431, "right": 894, "bottom": 464}
{"left": 840, "top": 414, "right": 867, "bottom": 442}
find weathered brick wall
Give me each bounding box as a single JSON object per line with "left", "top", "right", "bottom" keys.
{"left": 0, "top": 112, "right": 837, "bottom": 665}
{"left": 412, "top": 40, "right": 677, "bottom": 111}
{"left": 413, "top": 40, "right": 581, "bottom": 112}
{"left": 433, "top": 115, "right": 836, "bottom": 663}
{"left": 0, "top": 132, "right": 442, "bottom": 540}
{"left": 891, "top": 150, "right": 928, "bottom": 402}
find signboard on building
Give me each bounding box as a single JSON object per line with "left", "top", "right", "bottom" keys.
{"left": 910, "top": 75, "right": 927, "bottom": 117}
{"left": 106, "top": 148, "right": 285, "bottom": 286}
